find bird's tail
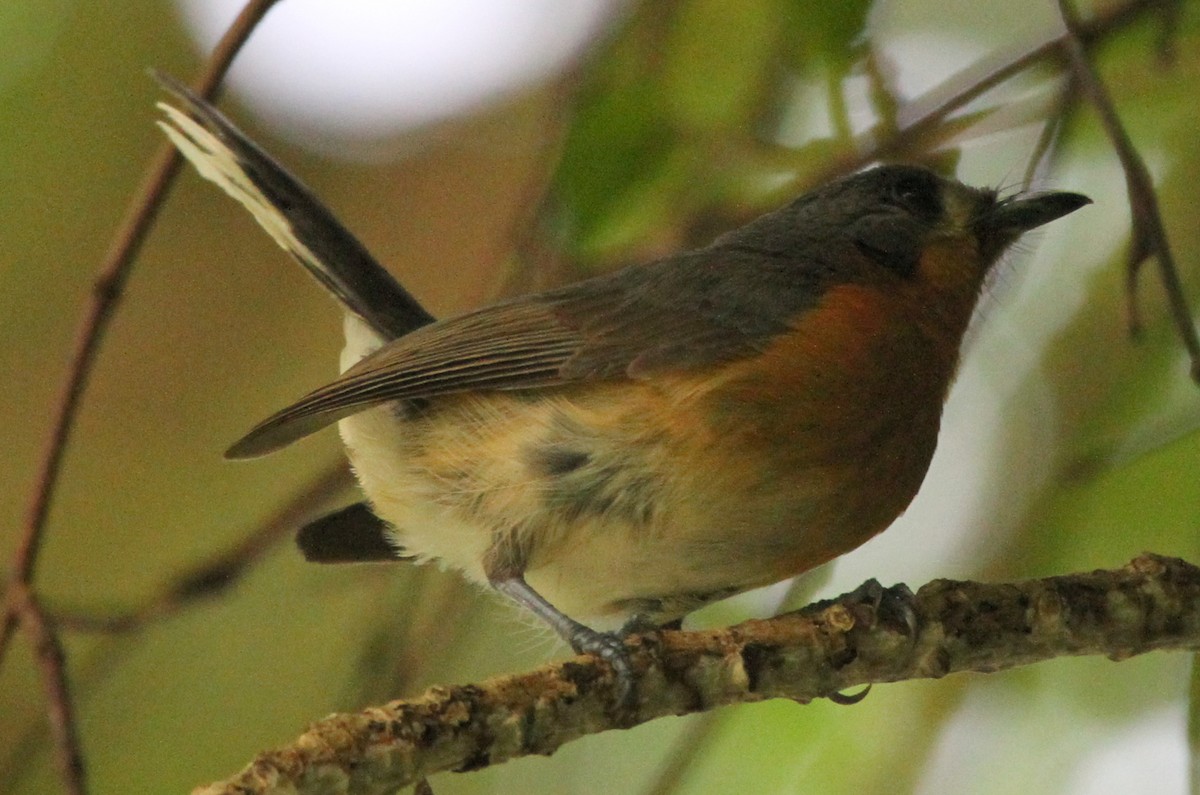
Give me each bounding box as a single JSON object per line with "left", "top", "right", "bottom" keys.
{"left": 154, "top": 71, "right": 434, "bottom": 341}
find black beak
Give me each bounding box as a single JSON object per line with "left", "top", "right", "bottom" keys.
{"left": 988, "top": 191, "right": 1091, "bottom": 232}
{"left": 977, "top": 191, "right": 1091, "bottom": 256}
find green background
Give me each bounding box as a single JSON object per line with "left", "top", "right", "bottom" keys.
{"left": 1, "top": 1, "right": 1198, "bottom": 793}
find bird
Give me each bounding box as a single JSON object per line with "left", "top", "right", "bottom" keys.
{"left": 156, "top": 74, "right": 1089, "bottom": 701}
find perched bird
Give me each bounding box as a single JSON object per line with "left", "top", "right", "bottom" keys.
{"left": 157, "top": 76, "right": 1088, "bottom": 699}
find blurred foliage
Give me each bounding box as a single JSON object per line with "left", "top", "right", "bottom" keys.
{"left": 1, "top": 0, "right": 1198, "bottom": 794}
{"left": 552, "top": 0, "right": 874, "bottom": 261}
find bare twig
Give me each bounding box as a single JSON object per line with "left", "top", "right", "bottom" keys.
{"left": 53, "top": 461, "right": 353, "bottom": 634}
{"left": 1153, "top": 0, "right": 1182, "bottom": 66}
{"left": 2, "top": 2, "right": 283, "bottom": 792}
{"left": 1054, "top": 0, "right": 1200, "bottom": 381}
{"left": 7, "top": 584, "right": 84, "bottom": 795}
{"left": 194, "top": 555, "right": 1200, "bottom": 795}
{"left": 687, "top": 0, "right": 1164, "bottom": 231}
{"left": 1023, "top": 77, "right": 1077, "bottom": 189}
{"left": 892, "top": 0, "right": 1158, "bottom": 150}
{"left": 11, "top": 0, "right": 282, "bottom": 598}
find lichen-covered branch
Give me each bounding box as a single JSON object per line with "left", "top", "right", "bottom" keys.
{"left": 195, "top": 554, "right": 1200, "bottom": 795}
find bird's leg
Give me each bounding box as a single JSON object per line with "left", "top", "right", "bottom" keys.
{"left": 488, "top": 573, "right": 636, "bottom": 707}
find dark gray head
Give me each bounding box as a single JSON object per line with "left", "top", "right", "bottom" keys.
{"left": 715, "top": 164, "right": 1090, "bottom": 277}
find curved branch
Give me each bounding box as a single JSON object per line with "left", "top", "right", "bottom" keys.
{"left": 195, "top": 554, "right": 1200, "bottom": 795}
{"left": 11, "top": 0, "right": 282, "bottom": 593}
{"left": 1, "top": 3, "right": 283, "bottom": 793}
{"left": 1054, "top": 0, "right": 1200, "bottom": 381}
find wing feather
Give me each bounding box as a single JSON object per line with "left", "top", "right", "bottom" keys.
{"left": 226, "top": 301, "right": 583, "bottom": 458}
{"left": 227, "top": 245, "right": 841, "bottom": 459}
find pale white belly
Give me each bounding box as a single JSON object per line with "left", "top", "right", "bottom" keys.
{"left": 335, "top": 315, "right": 712, "bottom": 625}
{"left": 338, "top": 393, "right": 784, "bottom": 628}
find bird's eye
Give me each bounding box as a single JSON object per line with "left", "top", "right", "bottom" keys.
{"left": 887, "top": 172, "right": 942, "bottom": 220}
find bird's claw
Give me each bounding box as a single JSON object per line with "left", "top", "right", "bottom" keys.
{"left": 568, "top": 625, "right": 636, "bottom": 708}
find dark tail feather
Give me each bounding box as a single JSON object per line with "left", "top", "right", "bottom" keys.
{"left": 153, "top": 70, "right": 434, "bottom": 341}
{"left": 297, "top": 502, "right": 409, "bottom": 563}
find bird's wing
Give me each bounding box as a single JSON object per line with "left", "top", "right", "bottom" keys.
{"left": 226, "top": 247, "right": 831, "bottom": 459}
{"left": 226, "top": 299, "right": 582, "bottom": 458}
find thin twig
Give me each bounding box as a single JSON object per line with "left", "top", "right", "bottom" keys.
{"left": 1153, "top": 0, "right": 1182, "bottom": 66}
{"left": 893, "top": 0, "right": 1156, "bottom": 146}
{"left": 0, "top": 611, "right": 17, "bottom": 675}
{"left": 10, "top": 585, "right": 85, "bottom": 795}
{"left": 1055, "top": 0, "right": 1200, "bottom": 380}
{"left": 10, "top": 0, "right": 282, "bottom": 599}
{"left": 688, "top": 0, "right": 1163, "bottom": 230}
{"left": 2, "top": 2, "right": 283, "bottom": 793}
{"left": 1023, "top": 77, "right": 1077, "bottom": 189}
{"left": 53, "top": 461, "right": 353, "bottom": 634}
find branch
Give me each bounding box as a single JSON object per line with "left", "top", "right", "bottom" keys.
{"left": 9, "top": 0, "right": 282, "bottom": 603}
{"left": 195, "top": 554, "right": 1200, "bottom": 795}
{"left": 1, "top": 2, "right": 282, "bottom": 792}
{"left": 1054, "top": 0, "right": 1200, "bottom": 381}
{"left": 669, "top": 0, "right": 1161, "bottom": 240}
{"left": 51, "top": 461, "right": 353, "bottom": 633}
